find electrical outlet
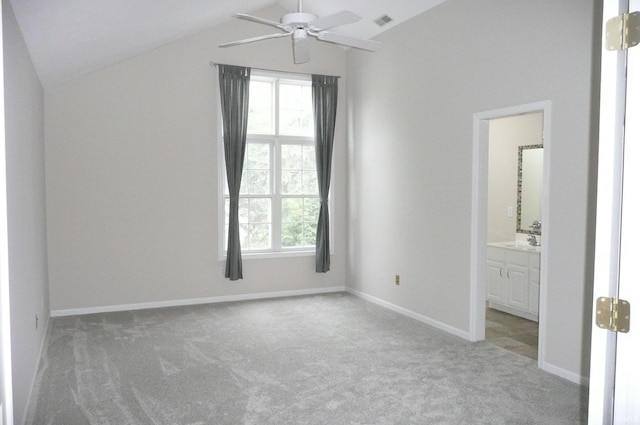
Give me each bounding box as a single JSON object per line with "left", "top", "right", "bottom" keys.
{"left": 395, "top": 274, "right": 400, "bottom": 285}
{"left": 507, "top": 206, "right": 514, "bottom": 218}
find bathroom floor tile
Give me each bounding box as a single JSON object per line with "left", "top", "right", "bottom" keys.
{"left": 485, "top": 308, "right": 538, "bottom": 360}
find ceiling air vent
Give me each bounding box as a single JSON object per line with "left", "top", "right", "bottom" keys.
{"left": 374, "top": 14, "right": 393, "bottom": 27}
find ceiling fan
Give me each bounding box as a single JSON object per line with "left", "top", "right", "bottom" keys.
{"left": 219, "top": 0, "right": 381, "bottom": 64}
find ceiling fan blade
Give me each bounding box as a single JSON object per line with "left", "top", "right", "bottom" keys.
{"left": 219, "top": 32, "right": 292, "bottom": 48}
{"left": 293, "top": 31, "right": 311, "bottom": 64}
{"left": 309, "top": 10, "right": 360, "bottom": 31}
{"left": 235, "top": 13, "right": 287, "bottom": 30}
{"left": 316, "top": 31, "right": 381, "bottom": 52}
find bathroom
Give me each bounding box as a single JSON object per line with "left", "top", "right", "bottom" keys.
{"left": 485, "top": 111, "right": 543, "bottom": 360}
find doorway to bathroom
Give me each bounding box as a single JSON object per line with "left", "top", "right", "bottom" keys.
{"left": 469, "top": 101, "right": 551, "bottom": 368}
{"left": 485, "top": 112, "right": 543, "bottom": 360}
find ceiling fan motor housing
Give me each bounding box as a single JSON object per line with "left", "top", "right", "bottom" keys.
{"left": 281, "top": 12, "right": 317, "bottom": 28}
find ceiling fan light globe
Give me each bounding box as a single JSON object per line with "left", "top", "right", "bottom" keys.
{"left": 293, "top": 28, "right": 308, "bottom": 41}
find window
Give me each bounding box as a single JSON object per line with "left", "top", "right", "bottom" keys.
{"left": 221, "top": 72, "right": 322, "bottom": 257}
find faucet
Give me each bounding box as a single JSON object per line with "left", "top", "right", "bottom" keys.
{"left": 527, "top": 234, "right": 541, "bottom": 246}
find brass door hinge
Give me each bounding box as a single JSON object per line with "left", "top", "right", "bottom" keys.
{"left": 596, "top": 297, "right": 630, "bottom": 333}
{"left": 606, "top": 11, "right": 640, "bottom": 51}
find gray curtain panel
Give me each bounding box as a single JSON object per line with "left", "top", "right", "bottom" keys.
{"left": 219, "top": 64, "right": 251, "bottom": 280}
{"left": 312, "top": 75, "right": 338, "bottom": 273}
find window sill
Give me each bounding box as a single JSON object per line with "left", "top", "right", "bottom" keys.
{"left": 219, "top": 249, "right": 317, "bottom": 262}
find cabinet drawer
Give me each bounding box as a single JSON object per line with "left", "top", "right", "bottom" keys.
{"left": 505, "top": 250, "right": 529, "bottom": 267}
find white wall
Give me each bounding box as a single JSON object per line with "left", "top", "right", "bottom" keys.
{"left": 487, "top": 112, "right": 543, "bottom": 243}
{"left": 346, "top": 0, "right": 598, "bottom": 381}
{"left": 2, "top": 0, "right": 49, "bottom": 423}
{"left": 45, "top": 5, "right": 348, "bottom": 313}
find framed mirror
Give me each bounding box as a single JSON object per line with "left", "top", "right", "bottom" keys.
{"left": 517, "top": 144, "right": 543, "bottom": 235}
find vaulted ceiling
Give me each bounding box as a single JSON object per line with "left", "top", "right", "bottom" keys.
{"left": 9, "top": 0, "right": 446, "bottom": 88}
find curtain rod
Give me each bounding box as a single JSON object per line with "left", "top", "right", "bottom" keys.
{"left": 209, "top": 62, "right": 341, "bottom": 79}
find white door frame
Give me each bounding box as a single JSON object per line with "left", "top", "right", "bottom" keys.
{"left": 469, "top": 100, "right": 552, "bottom": 369}
{"left": 588, "top": 0, "right": 639, "bottom": 422}
{"left": 0, "top": 4, "right": 14, "bottom": 424}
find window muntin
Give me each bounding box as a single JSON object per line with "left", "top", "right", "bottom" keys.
{"left": 222, "top": 73, "right": 320, "bottom": 256}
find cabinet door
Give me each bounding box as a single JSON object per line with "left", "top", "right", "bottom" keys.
{"left": 506, "top": 264, "right": 529, "bottom": 310}
{"left": 486, "top": 260, "right": 505, "bottom": 303}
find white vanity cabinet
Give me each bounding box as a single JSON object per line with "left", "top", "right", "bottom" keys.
{"left": 486, "top": 244, "right": 540, "bottom": 321}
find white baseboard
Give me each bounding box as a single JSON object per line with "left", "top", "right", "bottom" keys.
{"left": 540, "top": 361, "right": 589, "bottom": 386}
{"left": 50, "top": 286, "right": 588, "bottom": 387}
{"left": 345, "top": 288, "right": 471, "bottom": 340}
{"left": 346, "top": 288, "right": 589, "bottom": 386}
{"left": 50, "top": 286, "right": 346, "bottom": 317}
{"left": 21, "top": 314, "right": 50, "bottom": 425}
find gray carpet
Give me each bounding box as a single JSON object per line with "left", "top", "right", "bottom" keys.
{"left": 26, "top": 292, "right": 587, "bottom": 424}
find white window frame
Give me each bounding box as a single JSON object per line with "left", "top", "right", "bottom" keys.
{"left": 217, "top": 70, "right": 332, "bottom": 260}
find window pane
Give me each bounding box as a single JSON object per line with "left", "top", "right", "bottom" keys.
{"left": 247, "top": 198, "right": 271, "bottom": 250}
{"left": 242, "top": 143, "right": 270, "bottom": 195}
{"left": 281, "top": 144, "right": 301, "bottom": 194}
{"left": 248, "top": 81, "right": 273, "bottom": 134}
{"left": 227, "top": 198, "right": 272, "bottom": 251}
{"left": 302, "top": 145, "right": 316, "bottom": 169}
{"left": 248, "top": 198, "right": 271, "bottom": 224}
{"left": 281, "top": 144, "right": 302, "bottom": 170}
{"left": 302, "top": 146, "right": 317, "bottom": 194}
{"left": 238, "top": 198, "right": 249, "bottom": 224}
{"left": 303, "top": 197, "right": 320, "bottom": 223}
{"left": 245, "top": 170, "right": 270, "bottom": 194}
{"left": 302, "top": 170, "right": 318, "bottom": 194}
{"left": 281, "top": 170, "right": 302, "bottom": 194}
{"left": 302, "top": 198, "right": 319, "bottom": 246}
{"left": 239, "top": 224, "right": 249, "bottom": 250}
{"left": 247, "top": 143, "right": 270, "bottom": 169}
{"left": 279, "top": 83, "right": 313, "bottom": 136}
{"left": 248, "top": 224, "right": 271, "bottom": 249}
{"left": 281, "top": 144, "right": 317, "bottom": 195}
{"left": 281, "top": 197, "right": 318, "bottom": 248}
{"left": 282, "top": 198, "right": 303, "bottom": 247}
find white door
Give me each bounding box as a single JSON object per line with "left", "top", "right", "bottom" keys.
{"left": 588, "top": 0, "right": 640, "bottom": 423}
